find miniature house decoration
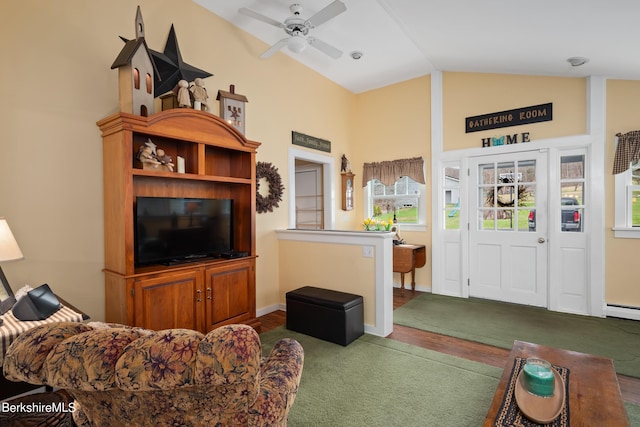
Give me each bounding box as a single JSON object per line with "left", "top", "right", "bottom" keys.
{"left": 111, "top": 6, "right": 158, "bottom": 117}
{"left": 217, "top": 85, "right": 248, "bottom": 135}
{"left": 111, "top": 7, "right": 213, "bottom": 115}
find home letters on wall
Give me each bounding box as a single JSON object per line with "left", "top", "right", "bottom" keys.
{"left": 465, "top": 103, "right": 552, "bottom": 133}
{"left": 481, "top": 132, "right": 531, "bottom": 147}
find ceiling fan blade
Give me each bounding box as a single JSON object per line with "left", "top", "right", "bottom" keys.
{"left": 308, "top": 37, "right": 342, "bottom": 59}
{"left": 306, "top": 0, "right": 346, "bottom": 28}
{"left": 239, "top": 8, "right": 284, "bottom": 28}
{"left": 260, "top": 38, "right": 289, "bottom": 59}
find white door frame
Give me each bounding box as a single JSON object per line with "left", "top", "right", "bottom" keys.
{"left": 434, "top": 137, "right": 601, "bottom": 316}
{"left": 288, "top": 147, "right": 335, "bottom": 229}
{"left": 431, "top": 75, "right": 606, "bottom": 317}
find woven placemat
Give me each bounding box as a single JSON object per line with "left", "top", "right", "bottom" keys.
{"left": 493, "top": 357, "right": 570, "bottom": 427}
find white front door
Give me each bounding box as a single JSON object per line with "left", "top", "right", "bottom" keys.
{"left": 469, "top": 151, "right": 548, "bottom": 307}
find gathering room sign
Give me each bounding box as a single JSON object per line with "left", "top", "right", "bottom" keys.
{"left": 465, "top": 103, "right": 552, "bottom": 148}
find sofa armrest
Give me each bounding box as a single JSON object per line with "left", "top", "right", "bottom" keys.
{"left": 3, "top": 322, "right": 93, "bottom": 385}
{"left": 249, "top": 338, "right": 304, "bottom": 426}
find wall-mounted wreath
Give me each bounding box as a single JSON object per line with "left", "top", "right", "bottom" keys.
{"left": 256, "top": 161, "right": 284, "bottom": 213}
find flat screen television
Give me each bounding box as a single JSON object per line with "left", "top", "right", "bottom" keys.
{"left": 134, "top": 196, "right": 233, "bottom": 267}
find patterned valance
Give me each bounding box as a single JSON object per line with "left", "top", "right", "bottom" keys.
{"left": 613, "top": 130, "right": 640, "bottom": 174}
{"left": 362, "top": 157, "right": 425, "bottom": 187}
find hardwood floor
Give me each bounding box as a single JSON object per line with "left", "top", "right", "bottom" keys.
{"left": 259, "top": 288, "right": 640, "bottom": 405}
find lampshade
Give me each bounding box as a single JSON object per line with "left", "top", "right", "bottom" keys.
{"left": 0, "top": 218, "right": 24, "bottom": 262}
{"left": 287, "top": 33, "right": 307, "bottom": 53}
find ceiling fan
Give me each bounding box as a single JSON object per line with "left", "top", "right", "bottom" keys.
{"left": 239, "top": 1, "right": 347, "bottom": 59}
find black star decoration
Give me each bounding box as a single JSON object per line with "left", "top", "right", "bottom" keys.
{"left": 121, "top": 24, "right": 212, "bottom": 97}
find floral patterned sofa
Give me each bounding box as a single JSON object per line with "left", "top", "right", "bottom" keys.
{"left": 3, "top": 322, "right": 304, "bottom": 427}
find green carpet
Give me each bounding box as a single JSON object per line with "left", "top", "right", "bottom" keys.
{"left": 393, "top": 293, "right": 640, "bottom": 378}
{"left": 628, "top": 403, "right": 640, "bottom": 426}
{"left": 260, "top": 327, "right": 502, "bottom": 427}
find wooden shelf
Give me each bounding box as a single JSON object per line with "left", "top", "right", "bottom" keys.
{"left": 98, "top": 109, "right": 261, "bottom": 333}
{"left": 132, "top": 169, "right": 252, "bottom": 184}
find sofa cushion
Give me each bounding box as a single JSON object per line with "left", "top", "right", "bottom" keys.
{"left": 3, "top": 321, "right": 93, "bottom": 384}
{"left": 44, "top": 327, "right": 147, "bottom": 390}
{"left": 116, "top": 328, "right": 203, "bottom": 390}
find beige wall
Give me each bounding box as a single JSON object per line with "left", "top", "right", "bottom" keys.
{"left": 443, "top": 72, "right": 587, "bottom": 151}
{"left": 605, "top": 80, "right": 640, "bottom": 307}
{"left": 351, "top": 76, "right": 432, "bottom": 289}
{"left": 279, "top": 241, "right": 376, "bottom": 325}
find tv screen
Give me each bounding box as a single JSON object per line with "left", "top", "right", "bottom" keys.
{"left": 134, "top": 197, "right": 233, "bottom": 266}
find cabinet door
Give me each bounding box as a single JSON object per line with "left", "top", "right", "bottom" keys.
{"left": 204, "top": 259, "right": 255, "bottom": 331}
{"left": 134, "top": 270, "right": 204, "bottom": 331}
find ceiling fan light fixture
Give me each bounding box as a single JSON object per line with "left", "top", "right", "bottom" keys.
{"left": 567, "top": 56, "right": 589, "bottom": 67}
{"left": 288, "top": 34, "right": 307, "bottom": 53}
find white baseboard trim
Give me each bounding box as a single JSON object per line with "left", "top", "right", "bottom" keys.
{"left": 257, "top": 303, "right": 381, "bottom": 337}
{"left": 258, "top": 285, "right": 431, "bottom": 318}
{"left": 604, "top": 304, "right": 640, "bottom": 321}
{"left": 256, "top": 304, "right": 282, "bottom": 317}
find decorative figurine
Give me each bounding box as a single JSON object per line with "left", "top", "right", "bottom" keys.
{"left": 155, "top": 149, "right": 175, "bottom": 172}
{"left": 136, "top": 139, "right": 173, "bottom": 172}
{"left": 176, "top": 80, "right": 191, "bottom": 108}
{"left": 190, "top": 78, "right": 209, "bottom": 111}
{"left": 137, "top": 145, "right": 162, "bottom": 169}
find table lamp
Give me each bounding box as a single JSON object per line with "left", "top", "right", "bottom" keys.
{"left": 0, "top": 218, "right": 23, "bottom": 315}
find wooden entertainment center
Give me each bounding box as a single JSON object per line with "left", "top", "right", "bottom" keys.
{"left": 97, "top": 109, "right": 261, "bottom": 333}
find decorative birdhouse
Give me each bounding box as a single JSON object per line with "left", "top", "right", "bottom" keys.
{"left": 110, "top": 6, "right": 157, "bottom": 116}
{"left": 217, "top": 85, "right": 248, "bottom": 135}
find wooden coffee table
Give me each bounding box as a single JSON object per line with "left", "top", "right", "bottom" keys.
{"left": 483, "top": 340, "right": 630, "bottom": 426}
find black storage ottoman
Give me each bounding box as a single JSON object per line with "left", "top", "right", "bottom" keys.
{"left": 286, "top": 286, "right": 364, "bottom": 346}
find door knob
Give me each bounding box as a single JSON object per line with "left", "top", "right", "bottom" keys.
{"left": 538, "top": 237, "right": 546, "bottom": 244}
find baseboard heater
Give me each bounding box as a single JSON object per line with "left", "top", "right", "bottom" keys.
{"left": 605, "top": 304, "right": 640, "bottom": 321}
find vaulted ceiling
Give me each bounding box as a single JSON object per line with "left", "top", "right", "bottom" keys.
{"left": 194, "top": 0, "right": 640, "bottom": 93}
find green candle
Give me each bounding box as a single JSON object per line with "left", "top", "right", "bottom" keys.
{"left": 522, "top": 358, "right": 555, "bottom": 397}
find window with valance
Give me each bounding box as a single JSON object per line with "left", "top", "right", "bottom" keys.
{"left": 362, "top": 157, "right": 425, "bottom": 187}
{"left": 613, "top": 131, "right": 640, "bottom": 237}
{"left": 362, "top": 157, "right": 426, "bottom": 228}
{"left": 612, "top": 130, "right": 640, "bottom": 174}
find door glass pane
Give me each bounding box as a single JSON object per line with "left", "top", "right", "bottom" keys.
{"left": 497, "top": 184, "right": 516, "bottom": 207}
{"left": 560, "top": 154, "right": 585, "bottom": 233}
{"left": 479, "top": 164, "right": 495, "bottom": 185}
{"left": 497, "top": 162, "right": 515, "bottom": 184}
{"left": 561, "top": 182, "right": 583, "bottom": 204}
{"left": 444, "top": 166, "right": 460, "bottom": 230}
{"left": 481, "top": 188, "right": 494, "bottom": 208}
{"left": 517, "top": 209, "right": 527, "bottom": 231}
{"left": 518, "top": 160, "right": 536, "bottom": 184}
{"left": 479, "top": 209, "right": 494, "bottom": 230}
{"left": 516, "top": 160, "right": 537, "bottom": 232}
{"left": 496, "top": 209, "right": 514, "bottom": 230}
{"left": 525, "top": 184, "right": 537, "bottom": 232}
{"left": 561, "top": 155, "right": 584, "bottom": 179}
